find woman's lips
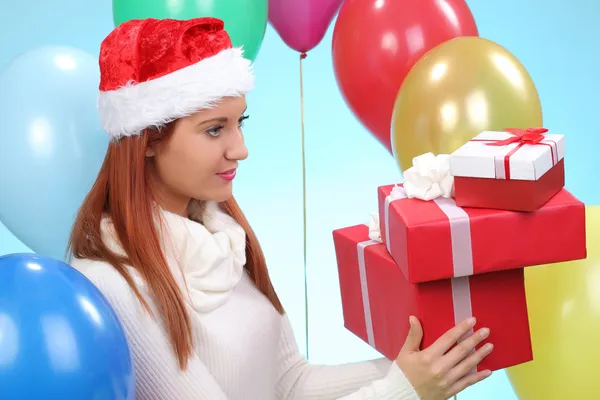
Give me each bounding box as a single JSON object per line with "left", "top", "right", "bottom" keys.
{"left": 216, "top": 168, "right": 236, "bottom": 181}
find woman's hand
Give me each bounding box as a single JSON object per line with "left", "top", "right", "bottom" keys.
{"left": 395, "top": 316, "right": 493, "bottom": 400}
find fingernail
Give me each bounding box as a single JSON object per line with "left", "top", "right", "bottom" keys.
{"left": 467, "top": 317, "right": 477, "bottom": 326}
{"left": 484, "top": 343, "right": 494, "bottom": 352}
{"left": 409, "top": 316, "right": 416, "bottom": 325}
{"left": 484, "top": 370, "right": 492, "bottom": 377}
{"left": 480, "top": 328, "right": 490, "bottom": 339}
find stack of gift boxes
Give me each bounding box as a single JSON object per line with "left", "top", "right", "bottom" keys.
{"left": 332, "top": 128, "right": 587, "bottom": 372}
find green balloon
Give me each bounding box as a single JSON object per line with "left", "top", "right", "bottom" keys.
{"left": 112, "top": 0, "right": 268, "bottom": 61}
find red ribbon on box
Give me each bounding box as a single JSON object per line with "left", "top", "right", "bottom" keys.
{"left": 488, "top": 128, "right": 549, "bottom": 146}
{"left": 471, "top": 128, "right": 558, "bottom": 179}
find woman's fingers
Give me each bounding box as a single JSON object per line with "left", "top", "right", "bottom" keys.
{"left": 446, "top": 368, "right": 492, "bottom": 398}
{"left": 400, "top": 316, "right": 424, "bottom": 353}
{"left": 440, "top": 327, "right": 490, "bottom": 370}
{"left": 423, "top": 317, "right": 477, "bottom": 357}
{"left": 394, "top": 318, "right": 494, "bottom": 400}
{"left": 446, "top": 342, "right": 494, "bottom": 384}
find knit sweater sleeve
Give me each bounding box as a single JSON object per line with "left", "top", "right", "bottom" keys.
{"left": 73, "top": 260, "right": 229, "bottom": 400}
{"left": 276, "top": 315, "right": 420, "bottom": 400}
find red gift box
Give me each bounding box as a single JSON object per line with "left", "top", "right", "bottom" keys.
{"left": 333, "top": 224, "right": 533, "bottom": 372}
{"left": 378, "top": 184, "right": 586, "bottom": 284}
{"left": 449, "top": 129, "right": 565, "bottom": 211}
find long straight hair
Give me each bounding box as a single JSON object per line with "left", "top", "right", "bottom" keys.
{"left": 68, "top": 125, "right": 284, "bottom": 369}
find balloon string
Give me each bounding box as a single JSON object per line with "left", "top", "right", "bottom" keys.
{"left": 300, "top": 51, "right": 309, "bottom": 360}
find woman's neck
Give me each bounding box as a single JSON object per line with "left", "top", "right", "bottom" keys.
{"left": 150, "top": 183, "right": 191, "bottom": 218}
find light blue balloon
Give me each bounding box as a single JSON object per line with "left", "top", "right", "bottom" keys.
{"left": 0, "top": 46, "right": 108, "bottom": 261}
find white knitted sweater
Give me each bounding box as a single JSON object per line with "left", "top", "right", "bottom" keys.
{"left": 72, "top": 202, "right": 420, "bottom": 399}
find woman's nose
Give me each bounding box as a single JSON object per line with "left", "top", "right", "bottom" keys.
{"left": 225, "top": 128, "right": 248, "bottom": 161}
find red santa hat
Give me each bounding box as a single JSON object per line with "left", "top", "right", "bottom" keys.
{"left": 98, "top": 18, "right": 254, "bottom": 140}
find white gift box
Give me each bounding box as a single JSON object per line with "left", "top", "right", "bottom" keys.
{"left": 449, "top": 130, "right": 565, "bottom": 181}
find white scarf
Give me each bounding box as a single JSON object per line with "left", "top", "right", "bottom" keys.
{"left": 101, "top": 200, "right": 246, "bottom": 313}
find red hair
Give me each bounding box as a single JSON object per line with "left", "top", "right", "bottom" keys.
{"left": 68, "top": 125, "right": 284, "bottom": 370}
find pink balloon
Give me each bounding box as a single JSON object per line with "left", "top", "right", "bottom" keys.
{"left": 269, "top": 0, "right": 343, "bottom": 53}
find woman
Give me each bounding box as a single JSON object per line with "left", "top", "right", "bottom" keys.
{"left": 69, "top": 18, "right": 493, "bottom": 399}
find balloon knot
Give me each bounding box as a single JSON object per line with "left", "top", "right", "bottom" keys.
{"left": 300, "top": 52, "right": 307, "bottom": 60}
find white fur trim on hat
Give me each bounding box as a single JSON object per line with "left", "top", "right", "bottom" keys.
{"left": 98, "top": 47, "right": 254, "bottom": 139}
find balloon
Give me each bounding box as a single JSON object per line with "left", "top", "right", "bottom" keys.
{"left": 0, "top": 253, "right": 135, "bottom": 399}
{"left": 332, "top": 0, "right": 478, "bottom": 153}
{"left": 112, "top": 0, "right": 268, "bottom": 62}
{"left": 0, "top": 46, "right": 108, "bottom": 261}
{"left": 391, "top": 36, "right": 543, "bottom": 172}
{"left": 506, "top": 206, "right": 600, "bottom": 399}
{"left": 269, "top": 0, "right": 343, "bottom": 53}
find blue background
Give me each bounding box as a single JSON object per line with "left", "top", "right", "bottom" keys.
{"left": 1, "top": 1, "right": 598, "bottom": 398}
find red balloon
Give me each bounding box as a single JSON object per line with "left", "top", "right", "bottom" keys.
{"left": 332, "top": 0, "right": 479, "bottom": 153}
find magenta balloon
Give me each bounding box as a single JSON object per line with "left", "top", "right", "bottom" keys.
{"left": 268, "top": 0, "right": 343, "bottom": 53}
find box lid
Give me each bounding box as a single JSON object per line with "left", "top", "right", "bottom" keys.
{"left": 449, "top": 130, "right": 565, "bottom": 181}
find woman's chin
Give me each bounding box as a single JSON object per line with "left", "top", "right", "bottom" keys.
{"left": 201, "top": 189, "right": 234, "bottom": 203}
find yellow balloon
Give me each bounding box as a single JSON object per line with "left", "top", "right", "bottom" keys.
{"left": 391, "top": 36, "right": 543, "bottom": 172}
{"left": 506, "top": 205, "right": 600, "bottom": 399}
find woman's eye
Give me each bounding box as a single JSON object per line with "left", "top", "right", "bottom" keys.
{"left": 206, "top": 126, "right": 223, "bottom": 137}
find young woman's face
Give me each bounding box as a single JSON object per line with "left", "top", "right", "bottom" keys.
{"left": 147, "top": 96, "right": 249, "bottom": 215}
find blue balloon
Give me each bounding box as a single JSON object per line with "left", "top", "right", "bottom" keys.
{"left": 0, "top": 253, "right": 135, "bottom": 399}
{"left": 0, "top": 46, "right": 108, "bottom": 261}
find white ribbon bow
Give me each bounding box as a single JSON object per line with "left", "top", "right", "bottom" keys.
{"left": 368, "top": 212, "right": 383, "bottom": 242}
{"left": 403, "top": 152, "right": 454, "bottom": 201}
{"left": 368, "top": 185, "right": 406, "bottom": 243}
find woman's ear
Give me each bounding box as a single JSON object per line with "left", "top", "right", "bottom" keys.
{"left": 145, "top": 147, "right": 156, "bottom": 157}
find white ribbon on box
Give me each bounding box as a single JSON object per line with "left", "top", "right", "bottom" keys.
{"left": 356, "top": 237, "right": 380, "bottom": 347}
{"left": 363, "top": 153, "right": 475, "bottom": 340}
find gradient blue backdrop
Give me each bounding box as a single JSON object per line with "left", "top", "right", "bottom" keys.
{"left": 1, "top": 1, "right": 598, "bottom": 398}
